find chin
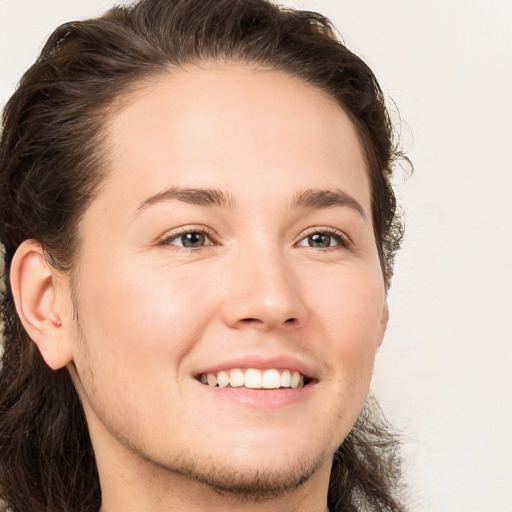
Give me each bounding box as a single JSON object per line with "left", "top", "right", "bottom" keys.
{"left": 168, "top": 446, "right": 328, "bottom": 501}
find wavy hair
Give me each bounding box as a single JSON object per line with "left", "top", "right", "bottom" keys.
{"left": 0, "top": 1, "right": 407, "bottom": 510}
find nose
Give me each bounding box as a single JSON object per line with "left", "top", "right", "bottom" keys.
{"left": 221, "top": 247, "right": 308, "bottom": 331}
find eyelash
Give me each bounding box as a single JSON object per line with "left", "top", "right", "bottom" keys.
{"left": 296, "top": 227, "right": 352, "bottom": 251}
{"left": 157, "top": 226, "right": 351, "bottom": 251}
{"left": 158, "top": 226, "right": 217, "bottom": 250}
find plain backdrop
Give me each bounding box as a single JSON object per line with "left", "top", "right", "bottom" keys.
{"left": 1, "top": 1, "right": 511, "bottom": 511}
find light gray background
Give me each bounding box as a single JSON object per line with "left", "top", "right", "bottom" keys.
{"left": 1, "top": 1, "right": 511, "bottom": 511}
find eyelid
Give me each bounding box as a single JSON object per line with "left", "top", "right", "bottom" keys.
{"left": 296, "top": 226, "right": 353, "bottom": 249}
{"left": 155, "top": 224, "right": 352, "bottom": 250}
{"left": 157, "top": 225, "right": 218, "bottom": 248}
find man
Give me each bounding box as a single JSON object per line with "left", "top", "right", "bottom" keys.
{"left": 0, "top": 1, "right": 407, "bottom": 510}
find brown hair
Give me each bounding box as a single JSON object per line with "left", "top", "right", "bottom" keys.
{"left": 0, "top": 0, "right": 407, "bottom": 510}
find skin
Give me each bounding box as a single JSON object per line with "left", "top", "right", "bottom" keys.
{"left": 13, "top": 64, "right": 388, "bottom": 512}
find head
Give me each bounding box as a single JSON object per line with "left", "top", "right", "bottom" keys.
{"left": 0, "top": 1, "right": 405, "bottom": 511}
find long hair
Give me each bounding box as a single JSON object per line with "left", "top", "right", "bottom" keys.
{"left": 0, "top": 1, "right": 407, "bottom": 510}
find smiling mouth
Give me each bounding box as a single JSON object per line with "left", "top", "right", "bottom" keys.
{"left": 196, "top": 368, "right": 311, "bottom": 389}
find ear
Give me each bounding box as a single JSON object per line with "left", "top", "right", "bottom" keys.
{"left": 376, "top": 301, "right": 389, "bottom": 351}
{"left": 10, "top": 240, "right": 73, "bottom": 370}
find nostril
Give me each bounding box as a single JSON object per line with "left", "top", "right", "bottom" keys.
{"left": 239, "top": 317, "right": 298, "bottom": 326}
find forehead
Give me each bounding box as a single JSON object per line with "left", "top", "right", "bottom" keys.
{"left": 97, "top": 64, "right": 370, "bottom": 213}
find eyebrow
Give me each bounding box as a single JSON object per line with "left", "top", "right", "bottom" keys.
{"left": 135, "top": 187, "right": 236, "bottom": 214}
{"left": 135, "top": 186, "right": 366, "bottom": 219}
{"left": 291, "top": 188, "right": 367, "bottom": 219}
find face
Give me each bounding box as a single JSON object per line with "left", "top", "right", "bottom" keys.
{"left": 65, "top": 65, "right": 388, "bottom": 498}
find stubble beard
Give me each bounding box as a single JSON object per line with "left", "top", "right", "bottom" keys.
{"left": 157, "top": 449, "right": 328, "bottom": 503}
{"left": 74, "top": 352, "right": 334, "bottom": 505}
{"left": 69, "top": 284, "right": 332, "bottom": 504}
{"left": 94, "top": 401, "right": 330, "bottom": 504}
{"left": 81, "top": 375, "right": 330, "bottom": 504}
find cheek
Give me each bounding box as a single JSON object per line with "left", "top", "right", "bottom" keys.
{"left": 307, "top": 265, "right": 385, "bottom": 375}
{"left": 72, "top": 258, "right": 222, "bottom": 372}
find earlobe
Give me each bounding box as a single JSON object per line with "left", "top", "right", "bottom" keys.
{"left": 10, "top": 240, "right": 73, "bottom": 370}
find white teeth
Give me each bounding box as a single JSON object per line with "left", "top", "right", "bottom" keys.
{"left": 280, "top": 369, "right": 291, "bottom": 388}
{"left": 244, "top": 368, "right": 262, "bottom": 389}
{"left": 262, "top": 369, "right": 281, "bottom": 389}
{"left": 207, "top": 373, "right": 217, "bottom": 387}
{"left": 199, "top": 368, "right": 308, "bottom": 389}
{"left": 217, "top": 370, "right": 229, "bottom": 388}
{"left": 229, "top": 368, "right": 245, "bottom": 387}
{"left": 290, "top": 371, "right": 301, "bottom": 389}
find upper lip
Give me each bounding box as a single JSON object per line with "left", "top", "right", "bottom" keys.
{"left": 195, "top": 354, "right": 317, "bottom": 380}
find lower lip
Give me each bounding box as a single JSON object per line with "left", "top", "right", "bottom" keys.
{"left": 196, "top": 380, "right": 314, "bottom": 409}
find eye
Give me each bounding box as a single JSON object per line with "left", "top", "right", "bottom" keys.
{"left": 297, "top": 229, "right": 349, "bottom": 250}
{"left": 159, "top": 228, "right": 215, "bottom": 249}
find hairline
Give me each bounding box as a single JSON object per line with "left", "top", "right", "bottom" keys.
{"left": 66, "top": 59, "right": 385, "bottom": 278}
